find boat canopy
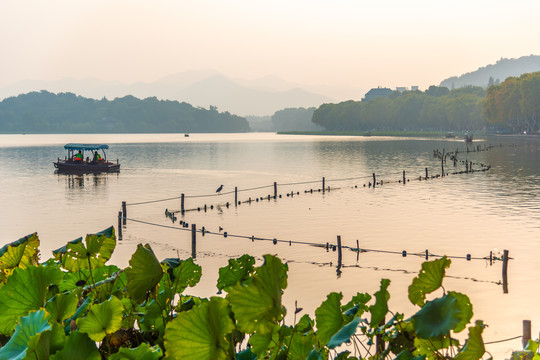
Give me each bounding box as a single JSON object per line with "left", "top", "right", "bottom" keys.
{"left": 64, "top": 143, "right": 109, "bottom": 151}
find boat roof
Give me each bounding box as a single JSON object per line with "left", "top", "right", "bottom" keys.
{"left": 64, "top": 143, "right": 109, "bottom": 151}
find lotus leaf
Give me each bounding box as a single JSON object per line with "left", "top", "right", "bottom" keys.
{"left": 454, "top": 320, "right": 485, "bottom": 360}
{"left": 315, "top": 292, "right": 344, "bottom": 344}
{"left": 125, "top": 244, "right": 163, "bottom": 302}
{"left": 49, "top": 332, "right": 100, "bottom": 360}
{"left": 169, "top": 257, "right": 202, "bottom": 294}
{"left": 327, "top": 316, "right": 360, "bottom": 349}
{"left": 0, "top": 265, "right": 63, "bottom": 335}
{"left": 164, "top": 296, "right": 234, "bottom": 360}
{"left": 0, "top": 233, "right": 40, "bottom": 282}
{"left": 217, "top": 254, "right": 255, "bottom": 290}
{"left": 236, "top": 348, "right": 257, "bottom": 360}
{"left": 369, "top": 278, "right": 390, "bottom": 327}
{"left": 77, "top": 295, "right": 124, "bottom": 342}
{"left": 109, "top": 343, "right": 163, "bottom": 360}
{"left": 55, "top": 227, "right": 116, "bottom": 272}
{"left": 408, "top": 257, "right": 451, "bottom": 307}
{"left": 412, "top": 294, "right": 461, "bottom": 338}
{"left": 0, "top": 309, "right": 50, "bottom": 360}
{"left": 45, "top": 292, "right": 78, "bottom": 323}
{"left": 227, "top": 255, "right": 288, "bottom": 334}
{"left": 447, "top": 291, "right": 473, "bottom": 333}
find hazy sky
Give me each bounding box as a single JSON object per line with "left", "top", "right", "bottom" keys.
{"left": 1, "top": 0, "right": 539, "bottom": 92}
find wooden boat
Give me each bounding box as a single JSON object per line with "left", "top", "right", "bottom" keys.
{"left": 54, "top": 143, "right": 120, "bottom": 173}
{"left": 464, "top": 133, "right": 473, "bottom": 143}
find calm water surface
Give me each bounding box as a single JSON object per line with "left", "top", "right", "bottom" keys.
{"left": 0, "top": 133, "right": 539, "bottom": 358}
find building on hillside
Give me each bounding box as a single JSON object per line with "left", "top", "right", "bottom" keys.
{"left": 396, "top": 87, "right": 407, "bottom": 92}
{"left": 363, "top": 87, "right": 393, "bottom": 101}
{"left": 411, "top": 86, "right": 419, "bottom": 91}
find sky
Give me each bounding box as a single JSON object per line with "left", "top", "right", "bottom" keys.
{"left": 1, "top": 0, "right": 540, "bottom": 94}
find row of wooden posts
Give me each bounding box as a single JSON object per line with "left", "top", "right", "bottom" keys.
{"left": 172, "top": 163, "right": 482, "bottom": 216}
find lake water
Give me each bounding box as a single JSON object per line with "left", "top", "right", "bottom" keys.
{"left": 0, "top": 133, "right": 539, "bottom": 357}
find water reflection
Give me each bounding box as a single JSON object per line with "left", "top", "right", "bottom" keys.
{"left": 57, "top": 172, "right": 116, "bottom": 189}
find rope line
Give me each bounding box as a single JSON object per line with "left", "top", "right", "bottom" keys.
{"left": 121, "top": 216, "right": 509, "bottom": 262}
{"left": 484, "top": 335, "right": 523, "bottom": 345}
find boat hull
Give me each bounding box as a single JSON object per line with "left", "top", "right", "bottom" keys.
{"left": 54, "top": 161, "right": 120, "bottom": 173}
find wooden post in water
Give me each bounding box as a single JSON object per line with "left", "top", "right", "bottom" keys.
{"left": 523, "top": 320, "right": 532, "bottom": 348}
{"left": 235, "top": 187, "right": 238, "bottom": 207}
{"left": 337, "top": 235, "right": 342, "bottom": 268}
{"left": 191, "top": 224, "right": 197, "bottom": 259}
{"left": 181, "top": 193, "right": 185, "bottom": 214}
{"left": 118, "top": 211, "right": 123, "bottom": 240}
{"left": 322, "top": 177, "right": 325, "bottom": 193}
{"left": 502, "top": 249, "right": 509, "bottom": 294}
{"left": 441, "top": 156, "right": 444, "bottom": 177}
{"left": 356, "top": 239, "right": 360, "bottom": 261}
{"left": 403, "top": 170, "right": 406, "bottom": 184}
{"left": 273, "top": 182, "right": 277, "bottom": 198}
{"left": 425, "top": 167, "right": 428, "bottom": 179}
{"left": 122, "top": 201, "right": 127, "bottom": 225}
{"left": 373, "top": 173, "right": 376, "bottom": 188}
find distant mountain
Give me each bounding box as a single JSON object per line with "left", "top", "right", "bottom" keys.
{"left": 0, "top": 70, "right": 334, "bottom": 116}
{"left": 440, "top": 54, "right": 540, "bottom": 89}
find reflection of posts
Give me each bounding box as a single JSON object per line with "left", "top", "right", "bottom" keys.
{"left": 502, "top": 249, "right": 509, "bottom": 294}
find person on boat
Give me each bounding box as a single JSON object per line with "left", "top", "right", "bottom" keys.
{"left": 92, "top": 151, "right": 102, "bottom": 163}
{"left": 74, "top": 151, "right": 83, "bottom": 162}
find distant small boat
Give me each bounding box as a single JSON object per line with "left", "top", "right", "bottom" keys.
{"left": 184, "top": 133, "right": 189, "bottom": 137}
{"left": 54, "top": 143, "right": 120, "bottom": 173}
{"left": 464, "top": 133, "right": 473, "bottom": 143}
{"left": 445, "top": 132, "right": 456, "bottom": 138}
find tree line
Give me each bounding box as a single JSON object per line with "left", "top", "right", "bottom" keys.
{"left": 483, "top": 71, "right": 540, "bottom": 134}
{"left": 0, "top": 91, "right": 250, "bottom": 133}
{"left": 312, "top": 86, "right": 487, "bottom": 132}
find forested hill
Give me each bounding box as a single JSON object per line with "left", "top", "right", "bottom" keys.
{"left": 0, "top": 91, "right": 250, "bottom": 133}
{"left": 312, "top": 86, "right": 487, "bottom": 132}
{"left": 440, "top": 55, "right": 540, "bottom": 89}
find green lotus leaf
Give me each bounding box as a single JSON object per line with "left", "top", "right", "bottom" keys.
{"left": 0, "top": 233, "right": 40, "bottom": 282}
{"left": 49, "top": 331, "right": 100, "bottom": 360}
{"left": 413, "top": 335, "right": 457, "bottom": 358}
{"left": 0, "top": 309, "right": 51, "bottom": 360}
{"left": 125, "top": 244, "right": 163, "bottom": 302}
{"left": 454, "top": 320, "right": 486, "bottom": 360}
{"left": 236, "top": 348, "right": 257, "bottom": 360}
{"left": 412, "top": 294, "right": 461, "bottom": 339}
{"left": 447, "top": 291, "right": 473, "bottom": 333}
{"left": 369, "top": 278, "right": 390, "bottom": 327}
{"left": 396, "top": 349, "right": 426, "bottom": 360}
{"left": 110, "top": 342, "right": 163, "bottom": 360}
{"left": 59, "top": 265, "right": 122, "bottom": 292}
{"left": 0, "top": 265, "right": 63, "bottom": 335}
{"left": 77, "top": 295, "right": 124, "bottom": 342}
{"left": 30, "top": 321, "right": 66, "bottom": 360}
{"left": 64, "top": 295, "right": 93, "bottom": 332}
{"left": 295, "top": 314, "right": 314, "bottom": 333}
{"left": 408, "top": 257, "right": 451, "bottom": 307}
{"left": 343, "top": 292, "right": 371, "bottom": 318}
{"left": 55, "top": 227, "right": 116, "bottom": 272}
{"left": 287, "top": 330, "right": 318, "bottom": 359}
{"left": 226, "top": 255, "right": 288, "bottom": 334}
{"left": 170, "top": 257, "right": 202, "bottom": 294}
{"left": 217, "top": 254, "right": 255, "bottom": 290}
{"left": 248, "top": 323, "right": 281, "bottom": 357}
{"left": 45, "top": 292, "right": 78, "bottom": 323}
{"left": 306, "top": 349, "right": 324, "bottom": 360}
{"left": 327, "top": 316, "right": 360, "bottom": 349}
{"left": 164, "top": 296, "right": 234, "bottom": 360}
{"left": 315, "top": 292, "right": 344, "bottom": 344}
